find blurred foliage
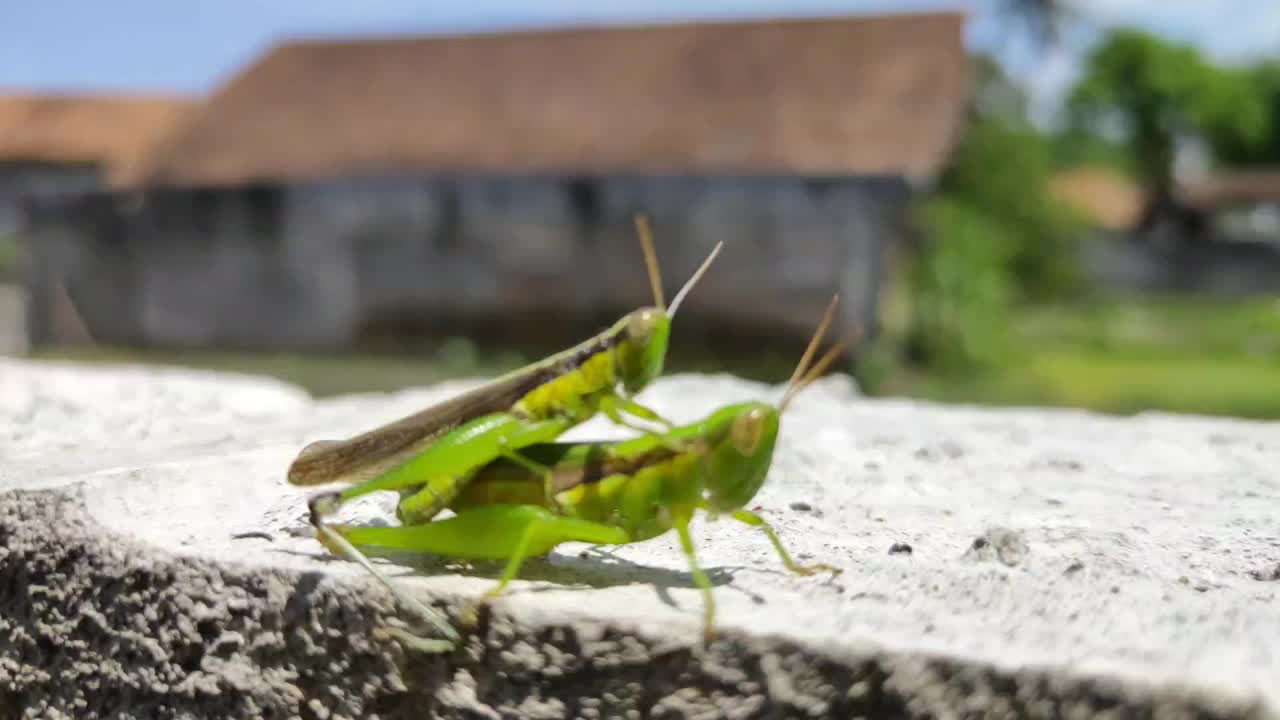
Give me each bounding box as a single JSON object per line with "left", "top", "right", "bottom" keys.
{"left": 882, "top": 28, "right": 1280, "bottom": 393}
{"left": 903, "top": 198, "right": 1015, "bottom": 374}
{"left": 932, "top": 113, "right": 1087, "bottom": 302}
{"left": 1204, "top": 60, "right": 1280, "bottom": 166}
{"left": 970, "top": 54, "right": 1031, "bottom": 125}
{"left": 1050, "top": 127, "right": 1136, "bottom": 175}
{"left": 1066, "top": 29, "right": 1270, "bottom": 197}
{"left": 888, "top": 54, "right": 1088, "bottom": 378}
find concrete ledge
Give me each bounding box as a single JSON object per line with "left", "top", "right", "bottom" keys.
{"left": 1, "top": 358, "right": 1277, "bottom": 718}
{"left": 4, "top": 492, "right": 1268, "bottom": 719}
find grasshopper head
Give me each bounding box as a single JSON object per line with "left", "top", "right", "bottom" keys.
{"left": 616, "top": 214, "right": 721, "bottom": 397}
{"left": 616, "top": 306, "right": 671, "bottom": 395}
{"left": 700, "top": 401, "right": 782, "bottom": 513}
{"left": 699, "top": 292, "right": 851, "bottom": 515}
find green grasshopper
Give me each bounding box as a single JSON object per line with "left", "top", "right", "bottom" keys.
{"left": 292, "top": 215, "right": 721, "bottom": 647}
{"left": 323, "top": 294, "right": 854, "bottom": 648}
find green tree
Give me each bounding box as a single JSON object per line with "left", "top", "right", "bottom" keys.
{"left": 1067, "top": 30, "right": 1269, "bottom": 204}
{"left": 1051, "top": 126, "right": 1136, "bottom": 175}
{"left": 1202, "top": 60, "right": 1280, "bottom": 166}
{"left": 905, "top": 196, "right": 1017, "bottom": 374}
{"left": 935, "top": 110, "right": 1084, "bottom": 302}
{"left": 899, "top": 55, "right": 1087, "bottom": 375}
{"left": 971, "top": 53, "right": 1032, "bottom": 126}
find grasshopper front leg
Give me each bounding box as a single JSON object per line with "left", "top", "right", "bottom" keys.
{"left": 674, "top": 517, "right": 718, "bottom": 645}
{"left": 598, "top": 395, "right": 690, "bottom": 457}
{"left": 602, "top": 393, "right": 676, "bottom": 431}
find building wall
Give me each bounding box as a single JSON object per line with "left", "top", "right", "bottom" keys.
{"left": 19, "top": 172, "right": 910, "bottom": 356}
{"left": 0, "top": 161, "right": 104, "bottom": 200}
{"left": 1081, "top": 200, "right": 1280, "bottom": 295}
{"left": 1, "top": 161, "right": 106, "bottom": 237}
{"left": 1083, "top": 234, "right": 1280, "bottom": 295}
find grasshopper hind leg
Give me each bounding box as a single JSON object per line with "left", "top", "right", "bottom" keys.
{"left": 314, "top": 523, "right": 459, "bottom": 653}
{"left": 331, "top": 505, "right": 631, "bottom": 647}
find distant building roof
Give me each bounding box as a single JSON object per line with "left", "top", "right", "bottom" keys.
{"left": 1178, "top": 170, "right": 1280, "bottom": 209}
{"left": 140, "top": 11, "right": 970, "bottom": 187}
{"left": 0, "top": 94, "right": 195, "bottom": 187}
{"left": 1049, "top": 166, "right": 1144, "bottom": 231}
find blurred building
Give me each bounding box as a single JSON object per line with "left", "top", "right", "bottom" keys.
{"left": 0, "top": 94, "right": 195, "bottom": 348}
{"left": 1052, "top": 166, "right": 1280, "bottom": 295}
{"left": 0, "top": 94, "right": 193, "bottom": 224}
{"left": 15, "top": 11, "right": 971, "bottom": 354}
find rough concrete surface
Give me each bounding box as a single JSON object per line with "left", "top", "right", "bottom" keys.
{"left": 1, "top": 356, "right": 1277, "bottom": 719}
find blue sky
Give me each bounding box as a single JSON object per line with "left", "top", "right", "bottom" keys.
{"left": 1, "top": 0, "right": 1277, "bottom": 114}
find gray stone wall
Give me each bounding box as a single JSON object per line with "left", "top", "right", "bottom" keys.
{"left": 0, "top": 161, "right": 104, "bottom": 201}
{"left": 1082, "top": 230, "right": 1280, "bottom": 295}
{"left": 1, "top": 161, "right": 106, "bottom": 244}
{"left": 19, "top": 172, "right": 909, "bottom": 356}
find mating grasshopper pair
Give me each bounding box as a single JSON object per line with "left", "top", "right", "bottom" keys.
{"left": 288, "top": 216, "right": 850, "bottom": 652}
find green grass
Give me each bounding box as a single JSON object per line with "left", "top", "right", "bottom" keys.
{"left": 1016, "top": 296, "right": 1280, "bottom": 358}
{"left": 885, "top": 348, "right": 1280, "bottom": 419}
{"left": 1028, "top": 349, "right": 1280, "bottom": 418}
{"left": 872, "top": 294, "right": 1280, "bottom": 419}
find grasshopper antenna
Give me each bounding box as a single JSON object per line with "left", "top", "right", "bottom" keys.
{"left": 786, "top": 293, "right": 839, "bottom": 389}
{"left": 779, "top": 293, "right": 852, "bottom": 413}
{"left": 668, "top": 240, "right": 723, "bottom": 318}
{"left": 800, "top": 329, "right": 859, "bottom": 390}
{"left": 635, "top": 214, "right": 666, "bottom": 310}
{"left": 780, "top": 330, "right": 858, "bottom": 415}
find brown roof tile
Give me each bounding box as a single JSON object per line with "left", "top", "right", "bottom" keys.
{"left": 141, "top": 11, "right": 970, "bottom": 186}
{"left": 1178, "top": 170, "right": 1280, "bottom": 208}
{"left": 0, "top": 93, "right": 196, "bottom": 186}
{"left": 1049, "top": 166, "right": 1144, "bottom": 231}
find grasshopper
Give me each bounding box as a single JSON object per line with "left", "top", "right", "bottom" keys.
{"left": 292, "top": 215, "right": 721, "bottom": 647}
{"left": 323, "top": 294, "right": 854, "bottom": 648}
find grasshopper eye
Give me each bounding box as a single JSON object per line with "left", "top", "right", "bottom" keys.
{"left": 730, "top": 408, "right": 766, "bottom": 456}
{"left": 627, "top": 308, "right": 661, "bottom": 342}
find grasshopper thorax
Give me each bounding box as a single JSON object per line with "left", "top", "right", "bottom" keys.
{"left": 700, "top": 401, "right": 782, "bottom": 513}
{"left": 616, "top": 306, "right": 671, "bottom": 395}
